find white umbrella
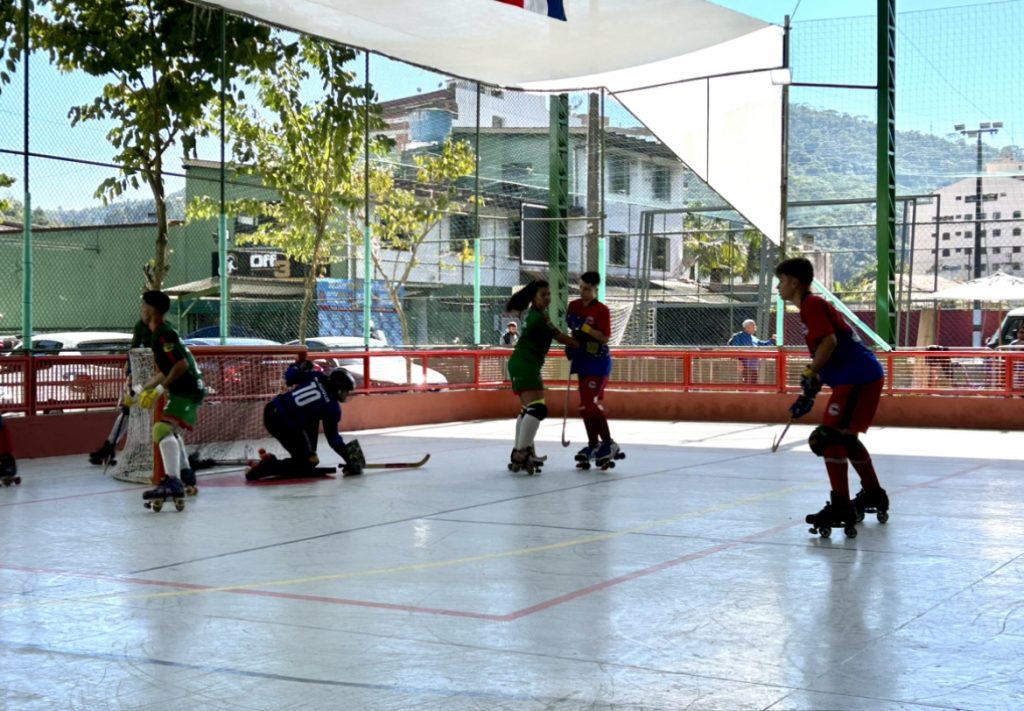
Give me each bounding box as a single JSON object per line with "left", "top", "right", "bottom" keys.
{"left": 911, "top": 271, "right": 1024, "bottom": 302}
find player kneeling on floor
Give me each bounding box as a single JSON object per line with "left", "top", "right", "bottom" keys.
{"left": 247, "top": 366, "right": 362, "bottom": 481}
{"left": 0, "top": 414, "right": 19, "bottom": 486}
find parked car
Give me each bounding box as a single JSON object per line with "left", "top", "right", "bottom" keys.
{"left": 986, "top": 307, "right": 1024, "bottom": 348}
{"left": 288, "top": 336, "right": 448, "bottom": 389}
{"left": 183, "top": 337, "right": 287, "bottom": 398}
{"left": 2, "top": 331, "right": 135, "bottom": 411}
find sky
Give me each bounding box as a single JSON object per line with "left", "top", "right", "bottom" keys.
{"left": 0, "top": 0, "right": 1020, "bottom": 210}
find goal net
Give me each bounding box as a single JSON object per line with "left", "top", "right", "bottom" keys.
{"left": 113, "top": 347, "right": 300, "bottom": 484}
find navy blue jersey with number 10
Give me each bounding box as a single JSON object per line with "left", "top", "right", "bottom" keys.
{"left": 270, "top": 372, "right": 346, "bottom": 454}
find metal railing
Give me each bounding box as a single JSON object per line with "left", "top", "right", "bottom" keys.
{"left": 2, "top": 346, "right": 1022, "bottom": 417}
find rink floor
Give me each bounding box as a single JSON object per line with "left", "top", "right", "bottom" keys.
{"left": 1, "top": 417, "right": 1022, "bottom": 710}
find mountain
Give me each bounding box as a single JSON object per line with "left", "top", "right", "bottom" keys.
{"left": 41, "top": 190, "right": 186, "bottom": 227}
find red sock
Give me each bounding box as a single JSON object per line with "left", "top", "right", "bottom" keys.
{"left": 844, "top": 438, "right": 880, "bottom": 490}
{"left": 581, "top": 412, "right": 599, "bottom": 447}
{"left": 823, "top": 444, "right": 849, "bottom": 498}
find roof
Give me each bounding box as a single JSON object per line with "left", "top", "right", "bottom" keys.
{"left": 164, "top": 276, "right": 306, "bottom": 300}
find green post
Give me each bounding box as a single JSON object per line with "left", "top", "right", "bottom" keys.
{"left": 597, "top": 236, "right": 607, "bottom": 302}
{"left": 775, "top": 294, "right": 784, "bottom": 347}
{"left": 548, "top": 94, "right": 570, "bottom": 326}
{"left": 473, "top": 82, "right": 482, "bottom": 346}
{"left": 875, "top": 0, "right": 897, "bottom": 346}
{"left": 218, "top": 9, "right": 229, "bottom": 344}
{"left": 21, "top": 0, "right": 31, "bottom": 346}
{"left": 363, "top": 52, "right": 372, "bottom": 348}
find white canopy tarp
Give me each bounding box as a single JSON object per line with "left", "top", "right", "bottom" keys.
{"left": 912, "top": 271, "right": 1024, "bottom": 302}
{"left": 203, "top": 0, "right": 784, "bottom": 242}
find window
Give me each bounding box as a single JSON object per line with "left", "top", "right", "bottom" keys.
{"left": 955, "top": 248, "right": 962, "bottom": 254}
{"left": 994, "top": 212, "right": 1002, "bottom": 219}
{"left": 508, "top": 215, "right": 522, "bottom": 258}
{"left": 1014, "top": 228, "right": 1022, "bottom": 237}
{"left": 491, "top": 115, "right": 505, "bottom": 129}
{"left": 980, "top": 213, "right": 987, "bottom": 220}
{"left": 449, "top": 214, "right": 475, "bottom": 252}
{"left": 931, "top": 249, "right": 937, "bottom": 254}
{"left": 1013, "top": 246, "right": 1021, "bottom": 253}
{"left": 651, "top": 237, "right": 669, "bottom": 271}
{"left": 942, "top": 232, "right": 951, "bottom": 240}
{"left": 609, "top": 232, "right": 628, "bottom": 265}
{"left": 942, "top": 249, "right": 950, "bottom": 257}
{"left": 608, "top": 155, "right": 630, "bottom": 195}
{"left": 1013, "top": 211, "right": 1021, "bottom": 218}
{"left": 966, "top": 248, "right": 973, "bottom": 255}
{"left": 955, "top": 231, "right": 961, "bottom": 237}
{"left": 650, "top": 165, "right": 672, "bottom": 202}
{"left": 965, "top": 231, "right": 972, "bottom": 238}
{"left": 993, "top": 247, "right": 1002, "bottom": 254}
{"left": 993, "top": 229, "right": 1001, "bottom": 236}
{"left": 956, "top": 196, "right": 963, "bottom": 201}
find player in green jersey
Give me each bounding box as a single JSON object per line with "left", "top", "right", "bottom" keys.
{"left": 135, "top": 291, "right": 205, "bottom": 508}
{"left": 505, "top": 280, "right": 577, "bottom": 474}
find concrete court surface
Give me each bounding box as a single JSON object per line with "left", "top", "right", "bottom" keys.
{"left": 0, "top": 417, "right": 1021, "bottom": 711}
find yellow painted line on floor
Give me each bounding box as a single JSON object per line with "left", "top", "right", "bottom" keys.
{"left": 4, "top": 481, "right": 815, "bottom": 611}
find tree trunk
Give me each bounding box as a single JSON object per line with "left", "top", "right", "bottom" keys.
{"left": 144, "top": 146, "right": 169, "bottom": 290}
{"left": 298, "top": 264, "right": 316, "bottom": 343}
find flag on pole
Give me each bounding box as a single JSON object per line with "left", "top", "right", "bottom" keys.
{"left": 493, "top": 0, "right": 566, "bottom": 21}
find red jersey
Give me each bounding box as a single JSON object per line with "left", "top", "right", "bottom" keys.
{"left": 566, "top": 298, "right": 612, "bottom": 376}
{"left": 799, "top": 294, "right": 884, "bottom": 386}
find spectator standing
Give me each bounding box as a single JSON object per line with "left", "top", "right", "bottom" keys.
{"left": 727, "top": 319, "right": 776, "bottom": 384}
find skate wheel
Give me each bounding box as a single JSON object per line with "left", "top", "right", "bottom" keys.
{"left": 616, "top": 452, "right": 625, "bottom": 460}
{"left": 877, "top": 511, "right": 889, "bottom": 524}
{"left": 818, "top": 526, "right": 831, "bottom": 538}
{"left": 151, "top": 499, "right": 163, "bottom": 512}
{"left": 13, "top": 477, "right": 20, "bottom": 485}
{"left": 174, "top": 498, "right": 185, "bottom": 512}
{"left": 855, "top": 510, "right": 865, "bottom": 523}
{"left": 507, "top": 463, "right": 516, "bottom": 472}
{"left": 185, "top": 486, "right": 198, "bottom": 496}
{"left": 844, "top": 525, "right": 858, "bottom": 538}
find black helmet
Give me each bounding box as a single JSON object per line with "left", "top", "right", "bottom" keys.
{"left": 326, "top": 368, "right": 356, "bottom": 397}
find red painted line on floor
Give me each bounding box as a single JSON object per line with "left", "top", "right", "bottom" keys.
{"left": 0, "top": 462, "right": 989, "bottom": 621}
{"left": 501, "top": 521, "right": 797, "bottom": 621}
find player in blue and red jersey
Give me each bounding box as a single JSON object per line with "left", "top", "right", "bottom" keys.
{"left": 775, "top": 257, "right": 889, "bottom": 537}
{"left": 247, "top": 365, "right": 362, "bottom": 480}
{"left": 566, "top": 271, "right": 622, "bottom": 469}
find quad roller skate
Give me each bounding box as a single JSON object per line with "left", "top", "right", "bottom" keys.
{"left": 0, "top": 453, "right": 19, "bottom": 487}
{"left": 88, "top": 440, "right": 116, "bottom": 467}
{"left": 508, "top": 447, "right": 546, "bottom": 475}
{"left": 575, "top": 444, "right": 597, "bottom": 470}
{"left": 851, "top": 487, "right": 889, "bottom": 524}
{"left": 806, "top": 492, "right": 857, "bottom": 539}
{"left": 181, "top": 467, "right": 198, "bottom": 497}
{"left": 143, "top": 475, "right": 186, "bottom": 512}
{"left": 594, "top": 440, "right": 625, "bottom": 471}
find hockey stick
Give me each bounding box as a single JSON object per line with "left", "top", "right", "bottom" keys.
{"left": 364, "top": 453, "right": 430, "bottom": 469}
{"left": 771, "top": 419, "right": 793, "bottom": 453}
{"left": 561, "top": 374, "right": 572, "bottom": 448}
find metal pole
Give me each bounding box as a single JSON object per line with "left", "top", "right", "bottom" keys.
{"left": 598, "top": 236, "right": 607, "bottom": 302}
{"left": 21, "top": 0, "right": 32, "bottom": 348}
{"left": 218, "top": 8, "right": 229, "bottom": 344}
{"left": 972, "top": 129, "right": 983, "bottom": 346}
{"left": 363, "top": 52, "right": 372, "bottom": 348}
{"left": 779, "top": 16, "right": 791, "bottom": 257}
{"left": 473, "top": 82, "right": 481, "bottom": 346}
{"left": 875, "top": 0, "right": 897, "bottom": 346}
{"left": 904, "top": 198, "right": 918, "bottom": 346}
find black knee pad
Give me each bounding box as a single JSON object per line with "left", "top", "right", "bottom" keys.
{"left": 808, "top": 426, "right": 842, "bottom": 457}
{"left": 525, "top": 402, "right": 548, "bottom": 421}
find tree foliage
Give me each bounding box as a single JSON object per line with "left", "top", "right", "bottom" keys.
{"left": 189, "top": 35, "right": 389, "bottom": 342}
{"left": 4, "top": 1, "right": 279, "bottom": 290}
{"left": 357, "top": 139, "right": 477, "bottom": 344}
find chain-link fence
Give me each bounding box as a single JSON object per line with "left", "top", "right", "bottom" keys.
{"left": 1, "top": 2, "right": 1022, "bottom": 352}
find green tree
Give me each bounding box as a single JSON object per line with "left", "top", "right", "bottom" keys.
{"left": 357, "top": 139, "right": 477, "bottom": 344}
{"left": 684, "top": 214, "right": 746, "bottom": 284}
{"left": 4, "top": 1, "right": 279, "bottom": 289}
{"left": 0, "top": 174, "right": 13, "bottom": 216}
{"left": 189, "top": 35, "right": 388, "bottom": 342}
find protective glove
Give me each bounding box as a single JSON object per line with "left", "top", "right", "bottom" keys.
{"left": 566, "top": 312, "right": 585, "bottom": 331}
{"left": 799, "top": 366, "right": 822, "bottom": 398}
{"left": 789, "top": 394, "right": 816, "bottom": 420}
{"left": 137, "top": 384, "right": 164, "bottom": 410}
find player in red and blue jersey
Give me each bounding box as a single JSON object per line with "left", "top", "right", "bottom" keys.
{"left": 775, "top": 257, "right": 889, "bottom": 537}
{"left": 248, "top": 365, "right": 362, "bottom": 480}
{"left": 566, "top": 271, "right": 621, "bottom": 469}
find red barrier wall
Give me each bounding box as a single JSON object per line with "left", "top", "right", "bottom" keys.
{"left": 7, "top": 388, "right": 1021, "bottom": 459}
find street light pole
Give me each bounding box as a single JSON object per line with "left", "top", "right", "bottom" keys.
{"left": 954, "top": 121, "right": 1002, "bottom": 346}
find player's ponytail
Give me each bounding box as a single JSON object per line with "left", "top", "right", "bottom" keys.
{"left": 506, "top": 280, "right": 548, "bottom": 314}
